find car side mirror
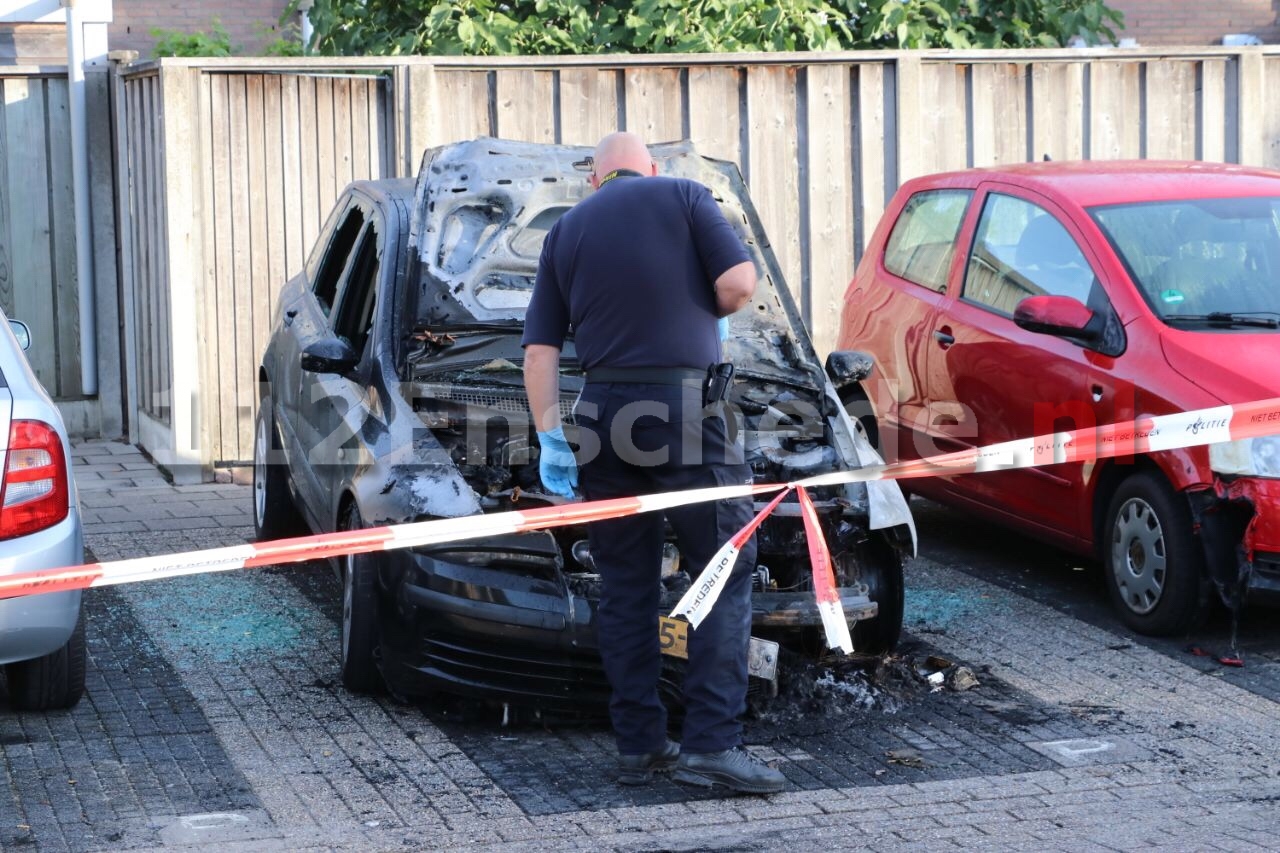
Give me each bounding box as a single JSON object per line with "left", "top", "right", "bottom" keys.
{"left": 7, "top": 319, "right": 30, "bottom": 351}
{"left": 1015, "top": 294, "right": 1127, "bottom": 358}
{"left": 301, "top": 337, "right": 358, "bottom": 374}
{"left": 1013, "top": 295, "right": 1099, "bottom": 340}
{"left": 825, "top": 350, "right": 875, "bottom": 386}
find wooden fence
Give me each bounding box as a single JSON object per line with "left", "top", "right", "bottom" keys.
{"left": 2, "top": 64, "right": 123, "bottom": 440}
{"left": 0, "top": 69, "right": 81, "bottom": 397}
{"left": 118, "top": 47, "right": 1280, "bottom": 476}
{"left": 117, "top": 65, "right": 392, "bottom": 470}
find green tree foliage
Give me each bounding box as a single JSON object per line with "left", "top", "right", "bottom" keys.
{"left": 150, "top": 20, "right": 233, "bottom": 58}
{"left": 861, "top": 0, "right": 1125, "bottom": 49}
{"left": 301, "top": 0, "right": 1124, "bottom": 56}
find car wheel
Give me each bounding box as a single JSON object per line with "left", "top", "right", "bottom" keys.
{"left": 340, "top": 502, "right": 383, "bottom": 694}
{"left": 253, "top": 393, "right": 304, "bottom": 541}
{"left": 5, "top": 612, "right": 86, "bottom": 710}
{"left": 1103, "top": 471, "right": 1207, "bottom": 636}
{"left": 849, "top": 535, "right": 904, "bottom": 655}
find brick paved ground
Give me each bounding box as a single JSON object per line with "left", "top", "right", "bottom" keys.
{"left": 0, "top": 439, "right": 1276, "bottom": 851}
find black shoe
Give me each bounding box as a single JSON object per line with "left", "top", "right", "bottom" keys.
{"left": 617, "top": 739, "right": 680, "bottom": 785}
{"left": 673, "top": 748, "right": 786, "bottom": 794}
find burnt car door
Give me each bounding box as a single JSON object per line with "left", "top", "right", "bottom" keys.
{"left": 302, "top": 209, "right": 386, "bottom": 521}
{"left": 289, "top": 196, "right": 369, "bottom": 524}
{"left": 923, "top": 185, "right": 1120, "bottom": 539}
{"left": 271, "top": 199, "right": 353, "bottom": 477}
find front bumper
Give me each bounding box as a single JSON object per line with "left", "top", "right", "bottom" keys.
{"left": 373, "top": 531, "right": 877, "bottom": 709}
{"left": 0, "top": 510, "right": 84, "bottom": 665}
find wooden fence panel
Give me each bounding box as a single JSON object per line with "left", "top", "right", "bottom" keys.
{"left": 1199, "top": 59, "right": 1228, "bottom": 163}
{"left": 805, "top": 64, "right": 855, "bottom": 355}
{"left": 1146, "top": 59, "right": 1199, "bottom": 160}
{"left": 746, "top": 65, "right": 801, "bottom": 304}
{"left": 431, "top": 70, "right": 491, "bottom": 146}
{"left": 124, "top": 71, "right": 171, "bottom": 425}
{"left": 688, "top": 66, "right": 741, "bottom": 165}
{"left": 44, "top": 81, "right": 81, "bottom": 397}
{"left": 1030, "top": 61, "right": 1085, "bottom": 162}
{"left": 559, "top": 68, "right": 619, "bottom": 146}
{"left": 1088, "top": 61, "right": 1142, "bottom": 160}
{"left": 919, "top": 62, "right": 968, "bottom": 174}
{"left": 263, "top": 77, "right": 288, "bottom": 338}
{"left": 970, "top": 63, "right": 1029, "bottom": 166}
{"left": 192, "top": 70, "right": 393, "bottom": 462}
{"left": 854, "top": 63, "right": 888, "bottom": 260}
{"left": 625, "top": 67, "right": 684, "bottom": 142}
{"left": 1264, "top": 57, "right": 1280, "bottom": 169}
{"left": 210, "top": 72, "right": 238, "bottom": 458}
{"left": 495, "top": 69, "right": 555, "bottom": 142}
{"left": 0, "top": 74, "right": 82, "bottom": 397}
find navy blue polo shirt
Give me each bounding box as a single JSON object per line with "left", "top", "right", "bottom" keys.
{"left": 521, "top": 174, "right": 751, "bottom": 370}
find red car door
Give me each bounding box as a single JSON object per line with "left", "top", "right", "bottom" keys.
{"left": 840, "top": 186, "right": 974, "bottom": 465}
{"left": 919, "top": 184, "right": 1120, "bottom": 545}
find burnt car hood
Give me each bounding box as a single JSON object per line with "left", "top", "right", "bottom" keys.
{"left": 408, "top": 137, "right": 816, "bottom": 386}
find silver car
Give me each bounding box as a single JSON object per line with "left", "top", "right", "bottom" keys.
{"left": 0, "top": 312, "right": 84, "bottom": 710}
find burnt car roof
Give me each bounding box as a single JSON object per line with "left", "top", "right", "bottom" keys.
{"left": 407, "top": 137, "right": 822, "bottom": 386}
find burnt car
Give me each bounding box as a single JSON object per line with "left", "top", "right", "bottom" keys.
{"left": 253, "top": 138, "right": 915, "bottom": 708}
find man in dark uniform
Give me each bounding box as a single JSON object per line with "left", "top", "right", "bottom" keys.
{"left": 522, "top": 132, "right": 785, "bottom": 794}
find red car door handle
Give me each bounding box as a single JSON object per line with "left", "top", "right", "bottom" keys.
{"left": 933, "top": 329, "right": 955, "bottom": 346}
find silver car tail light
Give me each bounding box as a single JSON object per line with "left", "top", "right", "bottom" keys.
{"left": 0, "top": 420, "right": 69, "bottom": 539}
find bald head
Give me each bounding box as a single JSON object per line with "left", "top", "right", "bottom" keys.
{"left": 591, "top": 132, "right": 656, "bottom": 188}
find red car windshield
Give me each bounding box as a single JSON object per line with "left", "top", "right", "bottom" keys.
{"left": 1091, "top": 196, "right": 1280, "bottom": 328}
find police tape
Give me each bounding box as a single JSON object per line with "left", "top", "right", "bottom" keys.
{"left": 3, "top": 395, "right": 1280, "bottom": 612}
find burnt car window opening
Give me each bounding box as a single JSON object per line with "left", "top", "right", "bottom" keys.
{"left": 963, "top": 193, "right": 1101, "bottom": 314}
{"left": 1091, "top": 196, "right": 1280, "bottom": 326}
{"left": 333, "top": 222, "right": 381, "bottom": 359}
{"left": 424, "top": 199, "right": 571, "bottom": 321}
{"left": 312, "top": 207, "right": 367, "bottom": 318}
{"left": 882, "top": 189, "right": 972, "bottom": 293}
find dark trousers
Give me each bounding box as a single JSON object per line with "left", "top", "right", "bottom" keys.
{"left": 575, "top": 382, "right": 756, "bottom": 755}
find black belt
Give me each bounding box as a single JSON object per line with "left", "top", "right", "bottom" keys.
{"left": 585, "top": 367, "right": 707, "bottom": 387}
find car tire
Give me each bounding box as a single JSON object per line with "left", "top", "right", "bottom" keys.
{"left": 253, "top": 393, "right": 304, "bottom": 542}
{"left": 1103, "top": 471, "right": 1208, "bottom": 636}
{"left": 340, "top": 502, "right": 383, "bottom": 694}
{"left": 850, "top": 535, "right": 904, "bottom": 655}
{"left": 5, "top": 612, "right": 86, "bottom": 711}
{"left": 839, "top": 385, "right": 882, "bottom": 458}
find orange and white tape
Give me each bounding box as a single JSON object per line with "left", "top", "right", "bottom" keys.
{"left": 671, "top": 487, "right": 793, "bottom": 627}
{"left": 797, "top": 486, "right": 852, "bottom": 653}
{"left": 4, "top": 396, "right": 1280, "bottom": 613}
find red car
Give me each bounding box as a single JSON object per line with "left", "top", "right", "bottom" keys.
{"left": 837, "top": 161, "right": 1280, "bottom": 636}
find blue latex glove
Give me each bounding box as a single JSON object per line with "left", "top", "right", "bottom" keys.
{"left": 537, "top": 426, "right": 579, "bottom": 498}
{"left": 717, "top": 316, "right": 730, "bottom": 341}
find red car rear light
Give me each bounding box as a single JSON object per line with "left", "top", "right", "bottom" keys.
{"left": 0, "top": 420, "right": 70, "bottom": 540}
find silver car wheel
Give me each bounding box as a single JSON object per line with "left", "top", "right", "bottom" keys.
{"left": 253, "top": 411, "right": 269, "bottom": 527}
{"left": 1110, "top": 496, "right": 1166, "bottom": 615}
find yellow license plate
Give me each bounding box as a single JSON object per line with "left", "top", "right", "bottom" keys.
{"left": 659, "top": 616, "right": 779, "bottom": 683}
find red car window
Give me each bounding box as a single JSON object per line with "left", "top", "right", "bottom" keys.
{"left": 963, "top": 193, "right": 1100, "bottom": 314}
{"left": 883, "top": 189, "right": 972, "bottom": 293}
